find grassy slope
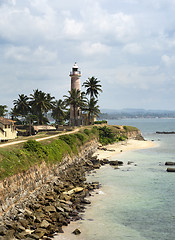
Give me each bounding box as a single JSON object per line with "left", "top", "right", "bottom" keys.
{"left": 0, "top": 125, "right": 140, "bottom": 180}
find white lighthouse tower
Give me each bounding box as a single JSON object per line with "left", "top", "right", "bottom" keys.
{"left": 69, "top": 62, "right": 82, "bottom": 126}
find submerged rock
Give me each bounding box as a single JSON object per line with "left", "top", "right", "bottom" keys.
{"left": 72, "top": 229, "right": 81, "bottom": 235}
{"left": 165, "top": 162, "right": 175, "bottom": 166}
{"left": 109, "top": 160, "right": 123, "bottom": 166}
{"left": 167, "top": 168, "right": 175, "bottom": 172}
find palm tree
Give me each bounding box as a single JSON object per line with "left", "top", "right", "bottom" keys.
{"left": 13, "top": 94, "right": 30, "bottom": 118}
{"left": 0, "top": 105, "right": 8, "bottom": 117}
{"left": 64, "top": 89, "right": 87, "bottom": 126}
{"left": 52, "top": 99, "right": 66, "bottom": 125}
{"left": 30, "top": 89, "right": 55, "bottom": 125}
{"left": 82, "top": 76, "right": 102, "bottom": 99}
{"left": 86, "top": 98, "right": 100, "bottom": 124}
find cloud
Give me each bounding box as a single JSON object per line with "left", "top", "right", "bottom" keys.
{"left": 80, "top": 42, "right": 110, "bottom": 56}
{"left": 122, "top": 43, "right": 142, "bottom": 54}
{"left": 1, "top": 0, "right": 175, "bottom": 110}
{"left": 4, "top": 46, "right": 57, "bottom": 64}
{"left": 63, "top": 18, "right": 85, "bottom": 38}
{"left": 161, "top": 54, "right": 175, "bottom": 66}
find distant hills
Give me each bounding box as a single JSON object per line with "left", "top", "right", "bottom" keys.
{"left": 99, "top": 108, "right": 175, "bottom": 119}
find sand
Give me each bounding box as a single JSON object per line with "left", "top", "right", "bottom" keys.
{"left": 54, "top": 139, "right": 156, "bottom": 240}
{"left": 94, "top": 139, "right": 156, "bottom": 160}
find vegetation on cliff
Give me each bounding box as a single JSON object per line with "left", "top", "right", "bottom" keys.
{"left": 0, "top": 127, "right": 98, "bottom": 180}
{"left": 0, "top": 125, "right": 140, "bottom": 180}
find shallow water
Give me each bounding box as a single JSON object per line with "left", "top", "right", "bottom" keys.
{"left": 55, "top": 118, "right": 175, "bottom": 240}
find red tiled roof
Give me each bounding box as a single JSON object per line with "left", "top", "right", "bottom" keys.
{"left": 0, "top": 117, "right": 16, "bottom": 125}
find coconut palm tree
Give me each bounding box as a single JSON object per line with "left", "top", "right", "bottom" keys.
{"left": 86, "top": 97, "right": 100, "bottom": 124}
{"left": 51, "top": 99, "right": 66, "bottom": 125}
{"left": 82, "top": 76, "right": 102, "bottom": 100}
{"left": 30, "top": 89, "right": 55, "bottom": 125}
{"left": 0, "top": 105, "right": 8, "bottom": 117}
{"left": 64, "top": 89, "right": 87, "bottom": 126}
{"left": 13, "top": 94, "right": 30, "bottom": 118}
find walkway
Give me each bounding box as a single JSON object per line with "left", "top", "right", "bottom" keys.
{"left": 0, "top": 128, "right": 79, "bottom": 148}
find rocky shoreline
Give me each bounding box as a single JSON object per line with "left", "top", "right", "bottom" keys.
{"left": 0, "top": 154, "right": 120, "bottom": 240}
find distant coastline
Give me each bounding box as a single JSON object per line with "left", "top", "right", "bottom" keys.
{"left": 99, "top": 108, "right": 175, "bottom": 120}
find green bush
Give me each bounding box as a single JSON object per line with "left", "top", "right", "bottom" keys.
{"left": 84, "top": 128, "right": 90, "bottom": 136}
{"left": 94, "top": 120, "right": 107, "bottom": 124}
{"left": 98, "top": 126, "right": 116, "bottom": 145}
{"left": 75, "top": 133, "right": 88, "bottom": 144}
{"left": 123, "top": 125, "right": 138, "bottom": 131}
{"left": 23, "top": 140, "right": 48, "bottom": 158}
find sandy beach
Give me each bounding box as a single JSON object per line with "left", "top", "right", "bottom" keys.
{"left": 94, "top": 139, "right": 156, "bottom": 160}
{"left": 54, "top": 139, "right": 156, "bottom": 240}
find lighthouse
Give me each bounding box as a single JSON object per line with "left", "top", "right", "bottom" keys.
{"left": 69, "top": 62, "right": 82, "bottom": 126}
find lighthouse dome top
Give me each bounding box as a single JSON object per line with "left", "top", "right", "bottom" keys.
{"left": 70, "top": 62, "right": 81, "bottom": 76}
{"left": 72, "top": 62, "right": 78, "bottom": 69}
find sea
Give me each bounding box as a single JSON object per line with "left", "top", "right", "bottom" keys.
{"left": 55, "top": 118, "right": 175, "bottom": 240}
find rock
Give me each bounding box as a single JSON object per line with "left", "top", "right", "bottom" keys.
{"left": 26, "top": 233, "right": 40, "bottom": 239}
{"left": 91, "top": 182, "right": 100, "bottom": 189}
{"left": 100, "top": 158, "right": 109, "bottom": 165}
{"left": 165, "top": 162, "right": 175, "bottom": 166}
{"left": 167, "top": 168, "right": 175, "bottom": 172}
{"left": 81, "top": 199, "right": 91, "bottom": 204}
{"left": 0, "top": 226, "right": 7, "bottom": 236}
{"left": 63, "top": 187, "right": 84, "bottom": 195}
{"left": 57, "top": 227, "right": 64, "bottom": 233}
{"left": 44, "top": 205, "right": 56, "bottom": 213}
{"left": 40, "top": 220, "right": 50, "bottom": 228}
{"left": 92, "top": 164, "right": 101, "bottom": 169}
{"left": 72, "top": 229, "right": 81, "bottom": 235}
{"left": 109, "top": 160, "right": 123, "bottom": 166}
{"left": 34, "top": 228, "right": 47, "bottom": 238}
{"left": 56, "top": 207, "right": 64, "bottom": 213}
{"left": 127, "top": 161, "right": 134, "bottom": 165}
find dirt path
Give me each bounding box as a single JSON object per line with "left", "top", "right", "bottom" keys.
{"left": 0, "top": 128, "right": 79, "bottom": 148}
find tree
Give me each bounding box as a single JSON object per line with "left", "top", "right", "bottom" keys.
{"left": 51, "top": 99, "right": 66, "bottom": 125}
{"left": 86, "top": 98, "right": 100, "bottom": 124}
{"left": 82, "top": 76, "right": 102, "bottom": 100}
{"left": 30, "top": 89, "right": 55, "bottom": 125}
{"left": 0, "top": 105, "right": 8, "bottom": 117}
{"left": 10, "top": 106, "right": 19, "bottom": 121}
{"left": 64, "top": 89, "right": 87, "bottom": 126}
{"left": 13, "top": 94, "right": 30, "bottom": 118}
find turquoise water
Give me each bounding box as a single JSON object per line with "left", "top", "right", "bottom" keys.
{"left": 56, "top": 118, "right": 175, "bottom": 240}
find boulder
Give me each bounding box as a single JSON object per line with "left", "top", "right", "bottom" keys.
{"left": 63, "top": 187, "right": 84, "bottom": 195}
{"left": 72, "top": 229, "right": 81, "bottom": 235}
{"left": 44, "top": 206, "right": 56, "bottom": 213}
{"left": 109, "top": 160, "right": 123, "bottom": 166}
{"left": 165, "top": 162, "right": 175, "bottom": 166}
{"left": 81, "top": 198, "right": 91, "bottom": 204}
{"left": 167, "top": 168, "right": 175, "bottom": 172}
{"left": 40, "top": 220, "right": 50, "bottom": 228}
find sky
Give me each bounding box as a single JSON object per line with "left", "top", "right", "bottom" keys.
{"left": 0, "top": 0, "right": 175, "bottom": 111}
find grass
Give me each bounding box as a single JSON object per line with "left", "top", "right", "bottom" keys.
{"left": 0, "top": 128, "right": 98, "bottom": 180}
{"left": 0, "top": 124, "right": 139, "bottom": 180}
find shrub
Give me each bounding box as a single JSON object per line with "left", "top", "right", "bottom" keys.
{"left": 75, "top": 133, "right": 88, "bottom": 144}
{"left": 23, "top": 140, "right": 48, "bottom": 158}
{"left": 94, "top": 120, "right": 107, "bottom": 124}
{"left": 98, "top": 126, "right": 116, "bottom": 145}
{"left": 84, "top": 128, "right": 90, "bottom": 136}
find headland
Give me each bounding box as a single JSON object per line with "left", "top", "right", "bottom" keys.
{"left": 0, "top": 125, "right": 155, "bottom": 240}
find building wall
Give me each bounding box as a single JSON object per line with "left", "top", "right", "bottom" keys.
{"left": 0, "top": 123, "right": 16, "bottom": 141}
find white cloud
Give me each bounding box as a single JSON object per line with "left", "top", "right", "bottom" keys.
{"left": 161, "top": 54, "right": 175, "bottom": 66}
{"left": 81, "top": 42, "right": 110, "bottom": 56}
{"left": 63, "top": 18, "right": 84, "bottom": 38}
{"left": 1, "top": 0, "right": 175, "bottom": 109}
{"left": 5, "top": 46, "right": 57, "bottom": 63}
{"left": 123, "top": 43, "right": 142, "bottom": 54}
